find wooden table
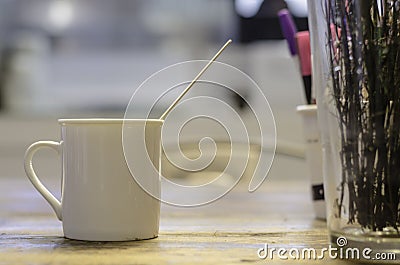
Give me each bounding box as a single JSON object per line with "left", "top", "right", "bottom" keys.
{"left": 0, "top": 171, "right": 351, "bottom": 264}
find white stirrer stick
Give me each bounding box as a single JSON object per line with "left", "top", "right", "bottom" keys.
{"left": 160, "top": 39, "right": 232, "bottom": 120}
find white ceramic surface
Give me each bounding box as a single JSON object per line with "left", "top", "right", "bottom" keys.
{"left": 296, "top": 105, "right": 326, "bottom": 220}
{"left": 24, "top": 119, "right": 163, "bottom": 241}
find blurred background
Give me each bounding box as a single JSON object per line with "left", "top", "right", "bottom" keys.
{"left": 0, "top": 0, "right": 310, "bottom": 187}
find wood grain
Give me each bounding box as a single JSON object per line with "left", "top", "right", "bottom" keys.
{"left": 0, "top": 177, "right": 351, "bottom": 264}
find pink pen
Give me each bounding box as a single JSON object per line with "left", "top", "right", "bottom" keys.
{"left": 296, "top": 31, "right": 312, "bottom": 104}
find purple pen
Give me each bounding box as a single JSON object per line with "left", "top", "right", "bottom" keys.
{"left": 278, "top": 9, "right": 298, "bottom": 56}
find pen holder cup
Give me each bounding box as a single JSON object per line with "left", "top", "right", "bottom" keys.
{"left": 296, "top": 104, "right": 326, "bottom": 220}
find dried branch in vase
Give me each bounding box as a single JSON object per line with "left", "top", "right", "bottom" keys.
{"left": 325, "top": 0, "right": 400, "bottom": 232}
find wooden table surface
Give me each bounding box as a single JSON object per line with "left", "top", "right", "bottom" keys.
{"left": 0, "top": 173, "right": 353, "bottom": 265}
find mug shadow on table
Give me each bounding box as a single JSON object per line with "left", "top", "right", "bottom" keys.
{"left": 1, "top": 234, "right": 158, "bottom": 251}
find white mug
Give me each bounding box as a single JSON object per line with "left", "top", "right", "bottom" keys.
{"left": 296, "top": 105, "right": 326, "bottom": 220}
{"left": 24, "top": 119, "right": 163, "bottom": 241}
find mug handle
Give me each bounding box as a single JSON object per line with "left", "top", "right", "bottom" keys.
{"left": 24, "top": 141, "right": 62, "bottom": 220}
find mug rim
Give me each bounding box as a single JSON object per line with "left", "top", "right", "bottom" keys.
{"left": 296, "top": 104, "right": 317, "bottom": 114}
{"left": 58, "top": 118, "right": 163, "bottom": 125}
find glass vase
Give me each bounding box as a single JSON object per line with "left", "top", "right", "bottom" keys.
{"left": 307, "top": 0, "right": 400, "bottom": 262}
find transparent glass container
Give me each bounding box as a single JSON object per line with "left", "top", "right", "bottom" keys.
{"left": 307, "top": 0, "right": 400, "bottom": 262}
